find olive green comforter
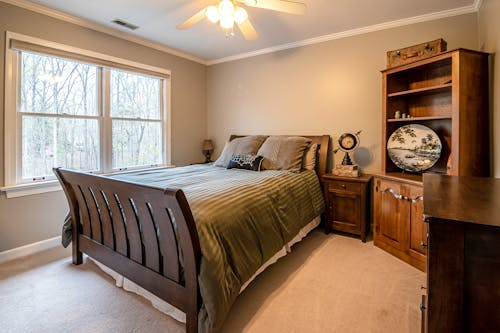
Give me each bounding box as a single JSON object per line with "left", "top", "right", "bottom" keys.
{"left": 108, "top": 164, "right": 324, "bottom": 332}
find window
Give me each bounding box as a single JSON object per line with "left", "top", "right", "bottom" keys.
{"left": 110, "top": 70, "right": 163, "bottom": 169}
{"left": 20, "top": 53, "right": 100, "bottom": 179}
{"left": 4, "top": 32, "right": 171, "bottom": 193}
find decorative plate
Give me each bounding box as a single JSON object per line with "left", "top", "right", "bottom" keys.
{"left": 387, "top": 124, "right": 442, "bottom": 172}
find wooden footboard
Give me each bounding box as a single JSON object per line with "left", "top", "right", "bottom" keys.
{"left": 54, "top": 168, "right": 201, "bottom": 333}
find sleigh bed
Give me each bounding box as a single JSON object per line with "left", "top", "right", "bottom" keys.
{"left": 54, "top": 134, "right": 330, "bottom": 333}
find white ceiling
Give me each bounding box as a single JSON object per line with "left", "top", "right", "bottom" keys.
{"left": 19, "top": 0, "right": 478, "bottom": 63}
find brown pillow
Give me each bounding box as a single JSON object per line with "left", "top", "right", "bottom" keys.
{"left": 302, "top": 143, "right": 318, "bottom": 170}
{"left": 214, "top": 135, "right": 267, "bottom": 167}
{"left": 257, "top": 136, "right": 312, "bottom": 172}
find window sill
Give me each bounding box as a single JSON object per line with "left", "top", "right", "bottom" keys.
{"left": 0, "top": 180, "right": 62, "bottom": 199}
{"left": 0, "top": 165, "right": 176, "bottom": 199}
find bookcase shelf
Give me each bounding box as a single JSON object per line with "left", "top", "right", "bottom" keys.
{"left": 387, "top": 115, "right": 452, "bottom": 123}
{"left": 387, "top": 83, "right": 452, "bottom": 98}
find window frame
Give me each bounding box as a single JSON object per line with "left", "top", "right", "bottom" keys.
{"left": 2, "top": 32, "right": 172, "bottom": 197}
{"left": 105, "top": 68, "right": 168, "bottom": 172}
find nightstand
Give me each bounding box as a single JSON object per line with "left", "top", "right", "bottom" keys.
{"left": 322, "top": 174, "right": 372, "bottom": 242}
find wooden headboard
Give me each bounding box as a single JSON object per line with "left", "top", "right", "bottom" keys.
{"left": 229, "top": 135, "right": 331, "bottom": 180}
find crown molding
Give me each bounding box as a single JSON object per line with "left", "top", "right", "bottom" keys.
{"left": 207, "top": 3, "right": 480, "bottom": 65}
{"left": 1, "top": 0, "right": 484, "bottom": 68}
{"left": 0, "top": 0, "right": 207, "bottom": 65}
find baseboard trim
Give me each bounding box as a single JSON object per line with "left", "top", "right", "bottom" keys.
{"left": 0, "top": 236, "right": 62, "bottom": 264}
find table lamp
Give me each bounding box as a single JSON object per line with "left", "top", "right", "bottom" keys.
{"left": 202, "top": 139, "right": 214, "bottom": 163}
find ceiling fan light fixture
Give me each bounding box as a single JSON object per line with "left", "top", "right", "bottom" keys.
{"left": 234, "top": 7, "right": 248, "bottom": 24}
{"left": 220, "top": 16, "right": 234, "bottom": 29}
{"left": 179, "top": 0, "right": 307, "bottom": 40}
{"left": 218, "top": 0, "right": 235, "bottom": 28}
{"left": 205, "top": 5, "right": 220, "bottom": 23}
{"left": 218, "top": 0, "right": 235, "bottom": 16}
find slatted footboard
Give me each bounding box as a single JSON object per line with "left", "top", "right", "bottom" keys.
{"left": 54, "top": 168, "right": 201, "bottom": 333}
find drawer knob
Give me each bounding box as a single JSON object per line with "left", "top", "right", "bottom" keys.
{"left": 341, "top": 184, "right": 346, "bottom": 188}
{"left": 420, "top": 241, "right": 428, "bottom": 249}
{"left": 420, "top": 303, "right": 426, "bottom": 311}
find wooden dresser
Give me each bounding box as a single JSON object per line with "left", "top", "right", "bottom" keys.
{"left": 422, "top": 174, "right": 500, "bottom": 333}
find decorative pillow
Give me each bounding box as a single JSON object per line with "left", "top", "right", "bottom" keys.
{"left": 257, "top": 136, "right": 312, "bottom": 172}
{"left": 214, "top": 135, "right": 267, "bottom": 168}
{"left": 227, "top": 154, "right": 264, "bottom": 171}
{"left": 302, "top": 143, "right": 319, "bottom": 170}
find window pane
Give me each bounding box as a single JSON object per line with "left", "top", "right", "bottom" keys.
{"left": 20, "top": 52, "right": 98, "bottom": 116}
{"left": 112, "top": 120, "right": 162, "bottom": 169}
{"left": 22, "top": 115, "right": 99, "bottom": 178}
{"left": 110, "top": 70, "right": 160, "bottom": 119}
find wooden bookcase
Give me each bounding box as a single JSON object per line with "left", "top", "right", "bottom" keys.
{"left": 374, "top": 49, "right": 490, "bottom": 271}
{"left": 381, "top": 48, "right": 490, "bottom": 179}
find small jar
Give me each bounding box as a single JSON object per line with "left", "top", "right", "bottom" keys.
{"left": 402, "top": 113, "right": 407, "bottom": 118}
{"left": 395, "top": 110, "right": 401, "bottom": 119}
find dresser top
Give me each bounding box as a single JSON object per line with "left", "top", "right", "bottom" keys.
{"left": 423, "top": 174, "right": 500, "bottom": 228}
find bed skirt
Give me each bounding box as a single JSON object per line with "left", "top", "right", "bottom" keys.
{"left": 90, "top": 216, "right": 321, "bottom": 324}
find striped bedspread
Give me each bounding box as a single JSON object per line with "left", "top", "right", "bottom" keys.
{"left": 111, "top": 164, "right": 325, "bottom": 333}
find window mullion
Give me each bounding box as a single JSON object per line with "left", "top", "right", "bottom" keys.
{"left": 101, "top": 68, "right": 112, "bottom": 173}
{"left": 160, "top": 79, "right": 165, "bottom": 165}
{"left": 15, "top": 52, "right": 23, "bottom": 185}
{"left": 164, "top": 78, "right": 172, "bottom": 166}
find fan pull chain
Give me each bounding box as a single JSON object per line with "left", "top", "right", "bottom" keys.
{"left": 225, "top": 27, "right": 235, "bottom": 39}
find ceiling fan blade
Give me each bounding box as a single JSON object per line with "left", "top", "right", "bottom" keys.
{"left": 238, "top": 0, "right": 306, "bottom": 15}
{"left": 237, "top": 18, "right": 258, "bottom": 40}
{"left": 176, "top": 8, "right": 207, "bottom": 30}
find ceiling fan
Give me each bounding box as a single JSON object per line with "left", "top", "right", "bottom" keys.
{"left": 177, "top": 0, "right": 307, "bottom": 40}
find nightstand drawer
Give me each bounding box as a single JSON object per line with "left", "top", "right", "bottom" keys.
{"left": 328, "top": 181, "right": 362, "bottom": 193}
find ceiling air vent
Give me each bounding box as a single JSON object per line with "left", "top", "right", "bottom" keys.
{"left": 112, "top": 19, "right": 139, "bottom": 30}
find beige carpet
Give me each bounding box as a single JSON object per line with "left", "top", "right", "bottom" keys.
{"left": 0, "top": 230, "right": 425, "bottom": 333}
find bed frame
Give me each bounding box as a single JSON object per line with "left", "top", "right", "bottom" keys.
{"left": 54, "top": 135, "right": 330, "bottom": 333}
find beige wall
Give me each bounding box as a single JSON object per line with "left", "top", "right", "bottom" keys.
{"left": 479, "top": 0, "right": 500, "bottom": 177}
{"left": 1, "top": 5, "right": 494, "bottom": 253}
{"left": 207, "top": 14, "right": 479, "bottom": 173}
{"left": 0, "top": 2, "right": 206, "bottom": 252}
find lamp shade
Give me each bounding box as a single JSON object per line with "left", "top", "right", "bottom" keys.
{"left": 202, "top": 139, "right": 214, "bottom": 151}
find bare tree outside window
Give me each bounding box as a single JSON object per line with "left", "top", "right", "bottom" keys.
{"left": 110, "top": 70, "right": 162, "bottom": 169}
{"left": 20, "top": 52, "right": 99, "bottom": 178}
